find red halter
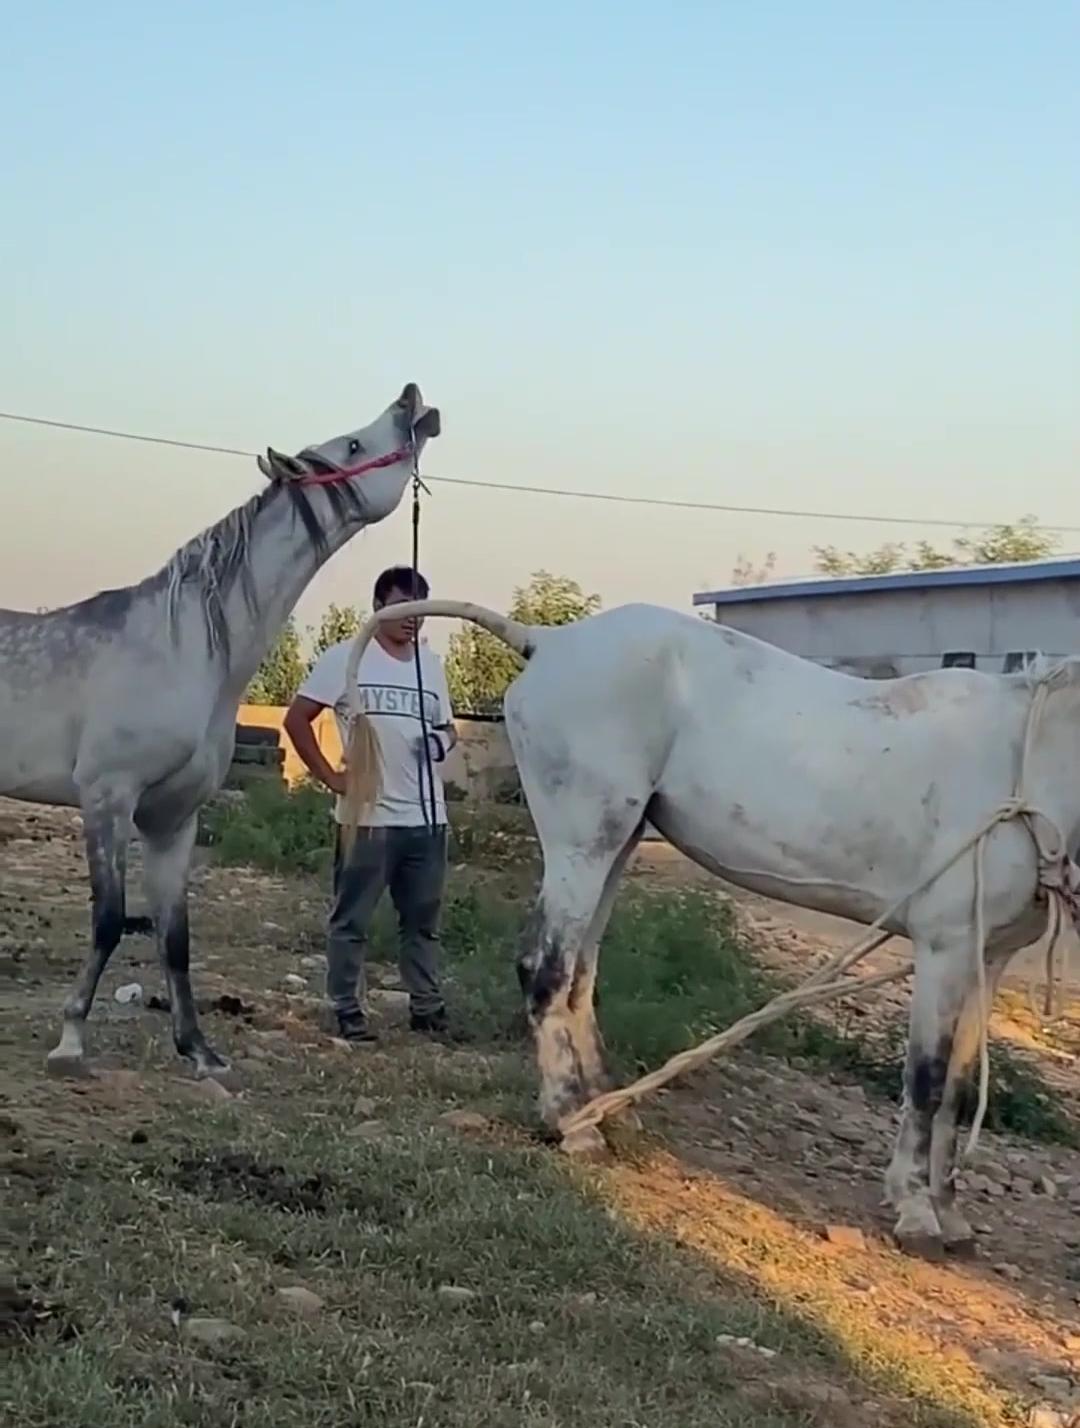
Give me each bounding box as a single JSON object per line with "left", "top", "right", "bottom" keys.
{"left": 296, "top": 444, "right": 414, "bottom": 488}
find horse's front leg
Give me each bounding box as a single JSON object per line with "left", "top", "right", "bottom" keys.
{"left": 139, "top": 813, "right": 229, "bottom": 1078}
{"left": 46, "top": 786, "right": 136, "bottom": 1076}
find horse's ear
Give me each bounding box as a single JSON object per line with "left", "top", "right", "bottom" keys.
{"left": 257, "top": 448, "right": 299, "bottom": 483}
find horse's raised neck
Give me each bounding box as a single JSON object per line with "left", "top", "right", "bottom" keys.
{"left": 152, "top": 475, "right": 377, "bottom": 696}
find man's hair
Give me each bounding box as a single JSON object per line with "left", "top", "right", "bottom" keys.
{"left": 372, "top": 565, "right": 430, "bottom": 607}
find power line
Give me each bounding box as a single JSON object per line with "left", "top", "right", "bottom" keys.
{"left": 2, "top": 408, "right": 1077, "bottom": 535}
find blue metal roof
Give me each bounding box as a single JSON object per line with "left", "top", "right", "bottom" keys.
{"left": 693, "top": 556, "right": 1080, "bottom": 608}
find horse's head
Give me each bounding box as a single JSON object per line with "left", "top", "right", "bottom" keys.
{"left": 257, "top": 384, "right": 440, "bottom": 523}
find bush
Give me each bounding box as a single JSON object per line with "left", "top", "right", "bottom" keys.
{"left": 199, "top": 778, "right": 335, "bottom": 877}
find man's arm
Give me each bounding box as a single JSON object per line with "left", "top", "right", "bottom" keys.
{"left": 284, "top": 648, "right": 349, "bottom": 795}
{"left": 429, "top": 656, "right": 458, "bottom": 758}
{"left": 283, "top": 695, "right": 346, "bottom": 795}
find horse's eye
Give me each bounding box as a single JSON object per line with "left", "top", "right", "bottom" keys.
{"left": 348, "top": 439, "right": 361, "bottom": 456}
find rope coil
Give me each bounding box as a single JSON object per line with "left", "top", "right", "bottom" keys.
{"left": 560, "top": 669, "right": 1077, "bottom": 1147}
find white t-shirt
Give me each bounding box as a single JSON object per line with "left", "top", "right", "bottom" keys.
{"left": 298, "top": 638, "right": 453, "bottom": 828}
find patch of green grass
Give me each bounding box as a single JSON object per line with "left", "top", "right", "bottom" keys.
{"left": 3, "top": 1074, "right": 1003, "bottom": 1427}
{"left": 201, "top": 788, "right": 1077, "bottom": 1147}
{"left": 199, "top": 778, "right": 335, "bottom": 876}
{"left": 199, "top": 782, "right": 536, "bottom": 878}
{"left": 427, "top": 875, "right": 1078, "bottom": 1146}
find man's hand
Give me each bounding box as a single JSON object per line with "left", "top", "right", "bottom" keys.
{"left": 284, "top": 695, "right": 348, "bottom": 796}
{"left": 323, "top": 769, "right": 347, "bottom": 797}
{"left": 415, "top": 731, "right": 447, "bottom": 764}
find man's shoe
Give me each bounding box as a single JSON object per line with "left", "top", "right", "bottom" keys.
{"left": 336, "top": 1010, "right": 378, "bottom": 1043}
{"left": 409, "top": 1006, "right": 449, "bottom": 1036}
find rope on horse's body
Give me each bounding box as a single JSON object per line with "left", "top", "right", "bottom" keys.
{"left": 560, "top": 671, "right": 1077, "bottom": 1152}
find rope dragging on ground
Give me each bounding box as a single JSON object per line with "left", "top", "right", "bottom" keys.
{"left": 560, "top": 669, "right": 1078, "bottom": 1150}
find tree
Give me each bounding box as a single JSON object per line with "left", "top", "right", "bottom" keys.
{"left": 311, "top": 602, "right": 363, "bottom": 659}
{"left": 445, "top": 570, "right": 601, "bottom": 715}
{"left": 245, "top": 603, "right": 366, "bottom": 706}
{"left": 730, "top": 550, "right": 777, "bottom": 586}
{"left": 812, "top": 516, "right": 1059, "bottom": 577}
{"left": 246, "top": 615, "right": 307, "bottom": 705}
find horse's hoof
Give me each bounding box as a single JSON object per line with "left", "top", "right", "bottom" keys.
{"left": 892, "top": 1198, "right": 945, "bottom": 1261}
{"left": 943, "top": 1235, "right": 978, "bottom": 1260}
{"left": 193, "top": 1048, "right": 234, "bottom": 1082}
{"left": 938, "top": 1208, "right": 978, "bottom": 1257}
{"left": 44, "top": 1050, "right": 95, "bottom": 1081}
{"left": 894, "top": 1229, "right": 946, "bottom": 1263}
{"left": 558, "top": 1126, "right": 610, "bottom": 1163}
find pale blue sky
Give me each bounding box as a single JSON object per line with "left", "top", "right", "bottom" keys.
{"left": 2, "top": 0, "right": 1077, "bottom": 648}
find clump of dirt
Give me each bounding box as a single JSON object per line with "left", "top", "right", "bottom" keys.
{"left": 2, "top": 1148, "right": 60, "bottom": 1200}
{"left": 0, "top": 1283, "right": 77, "bottom": 1344}
{"left": 170, "top": 1150, "right": 333, "bottom": 1214}
{"left": 144, "top": 992, "right": 258, "bottom": 1019}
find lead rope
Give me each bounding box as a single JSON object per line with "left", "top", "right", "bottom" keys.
{"left": 409, "top": 457, "right": 439, "bottom": 835}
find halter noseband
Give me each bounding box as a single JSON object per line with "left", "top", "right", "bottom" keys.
{"left": 295, "top": 444, "right": 415, "bottom": 488}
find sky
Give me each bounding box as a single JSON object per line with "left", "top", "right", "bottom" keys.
{"left": 2, "top": 0, "right": 1077, "bottom": 652}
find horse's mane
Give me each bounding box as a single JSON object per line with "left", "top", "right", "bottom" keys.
{"left": 154, "top": 479, "right": 369, "bottom": 661}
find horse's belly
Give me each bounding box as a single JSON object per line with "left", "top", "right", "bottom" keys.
{"left": 649, "top": 736, "right": 934, "bottom": 923}
{"left": 0, "top": 716, "right": 80, "bottom": 807}
{"left": 649, "top": 791, "right": 906, "bottom": 923}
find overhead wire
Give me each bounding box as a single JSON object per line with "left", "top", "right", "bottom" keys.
{"left": 1, "top": 409, "right": 1077, "bottom": 535}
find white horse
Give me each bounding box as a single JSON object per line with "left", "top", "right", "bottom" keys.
{"left": 340, "top": 598, "right": 1079, "bottom": 1258}
{"left": 0, "top": 383, "right": 440, "bottom": 1079}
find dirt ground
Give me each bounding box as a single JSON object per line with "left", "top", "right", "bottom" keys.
{"left": 3, "top": 798, "right": 1079, "bottom": 1426}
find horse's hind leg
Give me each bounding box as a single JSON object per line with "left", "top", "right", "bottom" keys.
{"left": 567, "top": 823, "right": 645, "bottom": 1114}
{"left": 46, "top": 787, "right": 136, "bottom": 1075}
{"left": 884, "top": 930, "right": 972, "bottom": 1256}
{"left": 139, "top": 813, "right": 229, "bottom": 1078}
{"left": 928, "top": 945, "right": 1015, "bottom": 1252}
{"left": 518, "top": 814, "right": 645, "bottom": 1146}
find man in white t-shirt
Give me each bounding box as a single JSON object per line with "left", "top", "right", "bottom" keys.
{"left": 284, "top": 566, "right": 457, "bottom": 1043}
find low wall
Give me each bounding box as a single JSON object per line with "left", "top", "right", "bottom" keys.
{"left": 238, "top": 705, "right": 519, "bottom": 803}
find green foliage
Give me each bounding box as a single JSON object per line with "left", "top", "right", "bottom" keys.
{"left": 311, "top": 601, "right": 364, "bottom": 659}
{"left": 813, "top": 515, "right": 1058, "bottom": 577}
{"left": 730, "top": 550, "right": 777, "bottom": 586}
{"left": 445, "top": 570, "right": 601, "bottom": 714}
{"left": 199, "top": 777, "right": 335, "bottom": 875}
{"left": 245, "top": 616, "right": 307, "bottom": 706}
{"left": 245, "top": 603, "right": 365, "bottom": 706}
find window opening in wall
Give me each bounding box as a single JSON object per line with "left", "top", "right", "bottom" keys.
{"left": 941, "top": 651, "right": 976, "bottom": 669}
{"left": 1002, "top": 651, "right": 1039, "bottom": 673}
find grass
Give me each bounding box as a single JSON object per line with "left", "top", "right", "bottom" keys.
{"left": 6, "top": 787, "right": 1075, "bottom": 1427}
{"left": 201, "top": 781, "right": 1079, "bottom": 1146}
{"left": 5, "top": 1059, "right": 1019, "bottom": 1428}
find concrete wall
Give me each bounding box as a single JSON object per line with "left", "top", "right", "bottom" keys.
{"left": 707, "top": 577, "right": 1080, "bottom": 677}
{"left": 238, "top": 704, "right": 518, "bottom": 801}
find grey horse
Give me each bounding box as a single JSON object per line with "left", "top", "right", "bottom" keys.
{"left": 0, "top": 383, "right": 440, "bottom": 1079}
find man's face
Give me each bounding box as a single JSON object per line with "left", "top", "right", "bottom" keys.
{"left": 375, "top": 586, "right": 425, "bottom": 647}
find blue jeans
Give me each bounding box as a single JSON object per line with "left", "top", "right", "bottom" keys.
{"left": 326, "top": 825, "right": 447, "bottom": 1020}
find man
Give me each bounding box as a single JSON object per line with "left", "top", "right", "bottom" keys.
{"left": 284, "top": 566, "right": 457, "bottom": 1043}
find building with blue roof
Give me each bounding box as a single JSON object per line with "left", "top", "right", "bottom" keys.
{"left": 692, "top": 556, "right": 1080, "bottom": 678}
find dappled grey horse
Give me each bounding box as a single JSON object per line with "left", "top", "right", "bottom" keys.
{"left": 0, "top": 384, "right": 440, "bottom": 1078}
